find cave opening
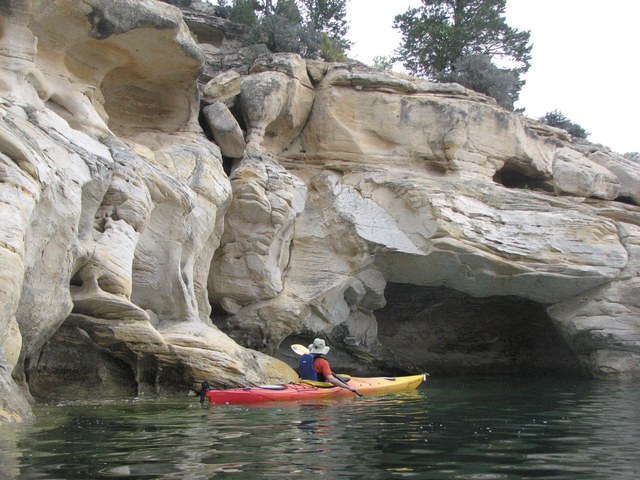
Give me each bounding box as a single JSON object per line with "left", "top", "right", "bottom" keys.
{"left": 375, "top": 283, "right": 584, "bottom": 377}
{"left": 27, "top": 325, "right": 138, "bottom": 401}
{"left": 69, "top": 272, "right": 83, "bottom": 287}
{"left": 615, "top": 195, "right": 638, "bottom": 207}
{"left": 26, "top": 322, "right": 196, "bottom": 401}
{"left": 209, "top": 302, "right": 232, "bottom": 332}
{"left": 493, "top": 165, "right": 552, "bottom": 192}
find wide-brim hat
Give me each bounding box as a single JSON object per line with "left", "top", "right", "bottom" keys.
{"left": 308, "top": 338, "right": 330, "bottom": 355}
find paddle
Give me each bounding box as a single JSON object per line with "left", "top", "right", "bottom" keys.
{"left": 290, "top": 344, "right": 362, "bottom": 397}
{"left": 291, "top": 343, "right": 310, "bottom": 356}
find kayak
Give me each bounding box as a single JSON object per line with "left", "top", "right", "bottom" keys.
{"left": 203, "top": 374, "right": 427, "bottom": 404}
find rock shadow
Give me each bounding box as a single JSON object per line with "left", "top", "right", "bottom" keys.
{"left": 376, "top": 283, "right": 585, "bottom": 377}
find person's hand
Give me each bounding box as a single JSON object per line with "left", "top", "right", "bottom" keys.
{"left": 349, "top": 385, "right": 362, "bottom": 396}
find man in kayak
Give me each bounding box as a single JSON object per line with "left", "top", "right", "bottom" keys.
{"left": 299, "top": 338, "right": 361, "bottom": 395}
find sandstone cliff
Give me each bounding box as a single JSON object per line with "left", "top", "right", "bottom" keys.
{"left": 1, "top": 0, "right": 639, "bottom": 423}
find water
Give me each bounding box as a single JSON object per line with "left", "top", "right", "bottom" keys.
{"left": 1, "top": 377, "right": 639, "bottom": 479}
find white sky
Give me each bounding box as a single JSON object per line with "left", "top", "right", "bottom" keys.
{"left": 346, "top": 0, "right": 640, "bottom": 154}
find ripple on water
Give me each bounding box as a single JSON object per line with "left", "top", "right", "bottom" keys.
{"left": 1, "top": 378, "right": 638, "bottom": 479}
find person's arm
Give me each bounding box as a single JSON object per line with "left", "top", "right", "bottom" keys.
{"left": 315, "top": 357, "right": 361, "bottom": 396}
{"left": 325, "top": 373, "right": 361, "bottom": 396}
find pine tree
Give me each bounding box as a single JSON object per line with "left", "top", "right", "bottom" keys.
{"left": 299, "top": 0, "right": 351, "bottom": 52}
{"left": 215, "top": 0, "right": 350, "bottom": 60}
{"left": 394, "top": 0, "right": 531, "bottom": 109}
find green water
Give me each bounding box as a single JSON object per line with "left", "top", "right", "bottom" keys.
{"left": 1, "top": 377, "right": 639, "bottom": 479}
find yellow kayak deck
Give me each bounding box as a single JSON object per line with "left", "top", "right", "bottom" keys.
{"left": 300, "top": 374, "right": 426, "bottom": 396}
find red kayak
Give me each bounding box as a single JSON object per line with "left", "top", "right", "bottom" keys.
{"left": 202, "top": 374, "right": 426, "bottom": 404}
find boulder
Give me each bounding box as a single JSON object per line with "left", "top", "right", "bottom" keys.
{"left": 202, "top": 70, "right": 242, "bottom": 105}
{"left": 240, "top": 54, "right": 314, "bottom": 153}
{"left": 553, "top": 147, "right": 620, "bottom": 199}
{"left": 589, "top": 150, "right": 640, "bottom": 204}
{"left": 202, "top": 101, "right": 245, "bottom": 158}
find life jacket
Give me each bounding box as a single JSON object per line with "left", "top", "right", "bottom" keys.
{"left": 298, "top": 353, "right": 317, "bottom": 380}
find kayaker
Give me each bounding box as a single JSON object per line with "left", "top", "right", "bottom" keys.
{"left": 299, "top": 338, "right": 361, "bottom": 396}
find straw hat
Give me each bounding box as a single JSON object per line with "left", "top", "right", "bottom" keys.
{"left": 308, "top": 338, "right": 330, "bottom": 355}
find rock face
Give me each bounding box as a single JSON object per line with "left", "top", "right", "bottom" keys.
{"left": 1, "top": 0, "right": 639, "bottom": 423}
{"left": 0, "top": 0, "right": 296, "bottom": 423}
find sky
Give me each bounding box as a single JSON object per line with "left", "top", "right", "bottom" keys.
{"left": 345, "top": 0, "right": 640, "bottom": 155}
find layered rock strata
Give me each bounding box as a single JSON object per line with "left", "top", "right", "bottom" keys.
{"left": 1, "top": 0, "right": 639, "bottom": 423}
{"left": 0, "top": 0, "right": 296, "bottom": 423}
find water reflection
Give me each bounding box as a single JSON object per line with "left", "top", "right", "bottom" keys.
{"left": 0, "top": 378, "right": 638, "bottom": 479}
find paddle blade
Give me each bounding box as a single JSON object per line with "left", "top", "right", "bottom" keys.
{"left": 291, "top": 344, "right": 309, "bottom": 356}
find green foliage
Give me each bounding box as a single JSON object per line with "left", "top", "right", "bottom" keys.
{"left": 246, "top": 0, "right": 322, "bottom": 57}
{"left": 320, "top": 33, "right": 347, "bottom": 61}
{"left": 268, "top": 0, "right": 303, "bottom": 20}
{"left": 623, "top": 152, "right": 639, "bottom": 162}
{"left": 441, "top": 53, "right": 518, "bottom": 109}
{"left": 210, "top": 0, "right": 232, "bottom": 18}
{"left": 393, "top": 0, "right": 532, "bottom": 109}
{"left": 214, "top": 0, "right": 349, "bottom": 60}
{"left": 371, "top": 55, "right": 394, "bottom": 71}
{"left": 228, "top": 0, "right": 261, "bottom": 26}
{"left": 539, "top": 110, "right": 590, "bottom": 139}
{"left": 299, "top": 0, "right": 351, "bottom": 52}
{"left": 299, "top": 0, "right": 348, "bottom": 37}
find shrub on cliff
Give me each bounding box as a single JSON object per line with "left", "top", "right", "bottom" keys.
{"left": 439, "top": 53, "right": 519, "bottom": 110}
{"left": 539, "top": 110, "right": 590, "bottom": 140}
{"left": 371, "top": 55, "right": 394, "bottom": 71}
{"left": 246, "top": 0, "right": 322, "bottom": 56}
{"left": 211, "top": 0, "right": 349, "bottom": 60}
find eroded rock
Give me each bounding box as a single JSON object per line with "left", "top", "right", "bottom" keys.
{"left": 202, "top": 101, "right": 245, "bottom": 158}
{"left": 240, "top": 54, "right": 314, "bottom": 153}
{"left": 0, "top": 0, "right": 297, "bottom": 423}
{"left": 1, "top": 0, "right": 639, "bottom": 425}
{"left": 210, "top": 150, "right": 307, "bottom": 307}
{"left": 553, "top": 147, "right": 620, "bottom": 199}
